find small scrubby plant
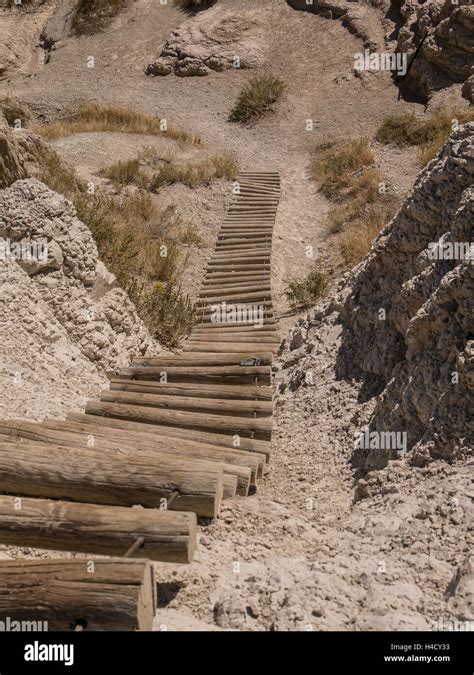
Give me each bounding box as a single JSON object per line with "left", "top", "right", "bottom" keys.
{"left": 229, "top": 74, "right": 285, "bottom": 124}
{"left": 285, "top": 271, "right": 330, "bottom": 309}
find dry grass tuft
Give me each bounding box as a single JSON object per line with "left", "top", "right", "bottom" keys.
{"left": 149, "top": 154, "right": 238, "bottom": 190}
{"left": 338, "top": 199, "right": 399, "bottom": 266}
{"left": 101, "top": 158, "right": 147, "bottom": 188}
{"left": 310, "top": 137, "right": 400, "bottom": 267}
{"left": 32, "top": 100, "right": 201, "bottom": 145}
{"left": 100, "top": 151, "right": 238, "bottom": 192}
{"left": 376, "top": 107, "right": 474, "bottom": 165}
{"left": 229, "top": 74, "right": 285, "bottom": 124}
{"left": 310, "top": 137, "right": 374, "bottom": 201}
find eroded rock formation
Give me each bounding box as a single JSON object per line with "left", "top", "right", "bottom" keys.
{"left": 0, "top": 178, "right": 156, "bottom": 372}
{"left": 396, "top": 0, "right": 474, "bottom": 101}
{"left": 278, "top": 123, "right": 474, "bottom": 472}
{"left": 145, "top": 5, "right": 268, "bottom": 77}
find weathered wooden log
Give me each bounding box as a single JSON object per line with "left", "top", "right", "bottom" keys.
{"left": 85, "top": 400, "right": 272, "bottom": 440}
{"left": 131, "top": 353, "right": 273, "bottom": 367}
{"left": 192, "top": 320, "right": 277, "bottom": 331}
{"left": 224, "top": 214, "right": 275, "bottom": 218}
{"left": 202, "top": 275, "right": 271, "bottom": 286}
{"left": 0, "top": 559, "right": 156, "bottom": 631}
{"left": 41, "top": 418, "right": 262, "bottom": 481}
{"left": 199, "top": 318, "right": 275, "bottom": 332}
{"left": 215, "top": 241, "right": 271, "bottom": 248}
{"left": 198, "top": 300, "right": 274, "bottom": 312}
{"left": 66, "top": 412, "right": 272, "bottom": 460}
{"left": 0, "top": 440, "right": 223, "bottom": 517}
{"left": 198, "top": 291, "right": 273, "bottom": 304}
{"left": 183, "top": 341, "right": 277, "bottom": 354}
{"left": 0, "top": 495, "right": 196, "bottom": 563}
{"left": 219, "top": 228, "right": 273, "bottom": 234}
{"left": 200, "top": 284, "right": 272, "bottom": 297}
{"left": 108, "top": 378, "right": 273, "bottom": 401}
{"left": 210, "top": 252, "right": 271, "bottom": 262}
{"left": 206, "top": 264, "right": 270, "bottom": 273}
{"left": 189, "top": 334, "right": 279, "bottom": 343}
{"left": 217, "top": 236, "right": 272, "bottom": 243}
{"left": 116, "top": 364, "right": 271, "bottom": 385}
{"left": 0, "top": 422, "right": 252, "bottom": 494}
{"left": 100, "top": 390, "right": 272, "bottom": 418}
{"left": 220, "top": 224, "right": 274, "bottom": 228}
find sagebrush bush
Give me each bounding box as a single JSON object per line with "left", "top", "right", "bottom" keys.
{"left": 129, "top": 281, "right": 196, "bottom": 349}
{"left": 180, "top": 226, "right": 203, "bottom": 247}
{"left": 229, "top": 74, "right": 285, "bottom": 124}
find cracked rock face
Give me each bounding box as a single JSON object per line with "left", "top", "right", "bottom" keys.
{"left": 279, "top": 123, "right": 474, "bottom": 472}
{"left": 396, "top": 0, "right": 474, "bottom": 101}
{"left": 0, "top": 126, "right": 47, "bottom": 189}
{"left": 145, "top": 6, "right": 268, "bottom": 77}
{"left": 0, "top": 179, "right": 157, "bottom": 373}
